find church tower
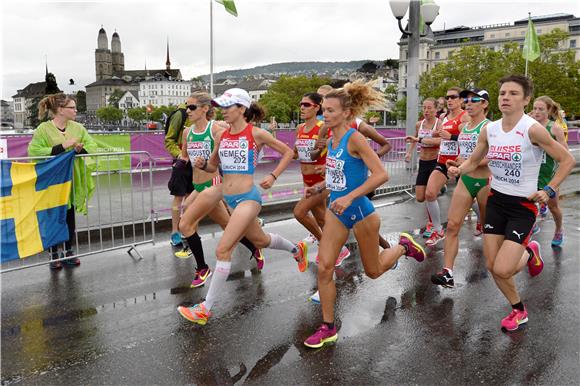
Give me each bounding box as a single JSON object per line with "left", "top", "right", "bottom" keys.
{"left": 111, "top": 30, "right": 125, "bottom": 76}
{"left": 95, "top": 27, "right": 112, "bottom": 80}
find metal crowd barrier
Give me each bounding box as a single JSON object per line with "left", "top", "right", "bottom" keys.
{"left": 1, "top": 151, "right": 155, "bottom": 273}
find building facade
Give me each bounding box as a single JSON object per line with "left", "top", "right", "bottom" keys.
{"left": 397, "top": 13, "right": 580, "bottom": 98}
{"left": 1, "top": 100, "right": 14, "bottom": 124}
{"left": 138, "top": 77, "right": 192, "bottom": 107}
{"left": 11, "top": 81, "right": 46, "bottom": 129}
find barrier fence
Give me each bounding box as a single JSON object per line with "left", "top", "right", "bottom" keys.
{"left": 1, "top": 151, "right": 156, "bottom": 273}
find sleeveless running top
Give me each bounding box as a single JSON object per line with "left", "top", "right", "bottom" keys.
{"left": 326, "top": 129, "right": 368, "bottom": 199}
{"left": 458, "top": 118, "right": 489, "bottom": 158}
{"left": 538, "top": 121, "right": 557, "bottom": 181}
{"left": 186, "top": 120, "right": 214, "bottom": 161}
{"left": 486, "top": 114, "right": 543, "bottom": 197}
{"left": 218, "top": 123, "right": 258, "bottom": 175}
{"left": 418, "top": 118, "right": 439, "bottom": 149}
{"left": 437, "top": 110, "right": 466, "bottom": 164}
{"left": 296, "top": 120, "right": 326, "bottom": 165}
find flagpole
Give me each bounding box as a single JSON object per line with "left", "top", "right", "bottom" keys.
{"left": 525, "top": 12, "right": 531, "bottom": 77}
{"left": 210, "top": 0, "right": 214, "bottom": 97}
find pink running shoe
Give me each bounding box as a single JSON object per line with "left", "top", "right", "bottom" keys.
{"left": 526, "top": 241, "right": 543, "bottom": 277}
{"left": 177, "top": 303, "right": 212, "bottom": 325}
{"left": 501, "top": 307, "right": 528, "bottom": 331}
{"left": 304, "top": 324, "right": 338, "bottom": 348}
{"left": 190, "top": 267, "right": 212, "bottom": 288}
{"left": 254, "top": 249, "right": 265, "bottom": 271}
{"left": 294, "top": 241, "right": 308, "bottom": 272}
{"left": 399, "top": 232, "right": 426, "bottom": 262}
{"left": 425, "top": 229, "right": 445, "bottom": 247}
{"left": 334, "top": 246, "right": 351, "bottom": 267}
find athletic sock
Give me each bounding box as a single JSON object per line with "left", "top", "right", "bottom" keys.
{"left": 185, "top": 233, "right": 208, "bottom": 270}
{"left": 511, "top": 301, "right": 525, "bottom": 312}
{"left": 240, "top": 237, "right": 257, "bottom": 255}
{"left": 323, "top": 321, "right": 335, "bottom": 330}
{"left": 426, "top": 200, "right": 442, "bottom": 231}
{"left": 526, "top": 246, "right": 534, "bottom": 262}
{"left": 471, "top": 202, "right": 481, "bottom": 222}
{"left": 267, "top": 233, "right": 297, "bottom": 253}
{"left": 204, "top": 260, "right": 231, "bottom": 311}
{"left": 425, "top": 205, "right": 432, "bottom": 223}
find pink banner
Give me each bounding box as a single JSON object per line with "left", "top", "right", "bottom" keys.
{"left": 6, "top": 135, "right": 32, "bottom": 158}
{"left": 130, "top": 132, "right": 173, "bottom": 168}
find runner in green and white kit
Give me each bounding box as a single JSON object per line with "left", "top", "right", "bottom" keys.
{"left": 432, "top": 88, "right": 491, "bottom": 288}
{"left": 531, "top": 96, "right": 568, "bottom": 247}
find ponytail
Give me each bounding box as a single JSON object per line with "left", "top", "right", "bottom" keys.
{"left": 244, "top": 102, "right": 265, "bottom": 123}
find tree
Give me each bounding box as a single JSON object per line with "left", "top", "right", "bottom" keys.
{"left": 75, "top": 91, "right": 87, "bottom": 113}
{"left": 127, "top": 107, "right": 147, "bottom": 124}
{"left": 151, "top": 105, "right": 175, "bottom": 122}
{"left": 419, "top": 29, "right": 580, "bottom": 118}
{"left": 358, "top": 61, "right": 379, "bottom": 74}
{"left": 45, "top": 72, "right": 60, "bottom": 94}
{"left": 107, "top": 89, "right": 125, "bottom": 108}
{"left": 384, "top": 59, "right": 399, "bottom": 69}
{"left": 96, "top": 105, "right": 123, "bottom": 124}
{"left": 259, "top": 75, "right": 331, "bottom": 122}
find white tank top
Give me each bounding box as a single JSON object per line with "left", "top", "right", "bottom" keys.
{"left": 418, "top": 118, "right": 438, "bottom": 148}
{"left": 486, "top": 114, "right": 543, "bottom": 197}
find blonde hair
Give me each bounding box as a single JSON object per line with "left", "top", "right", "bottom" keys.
{"left": 423, "top": 97, "right": 437, "bottom": 107}
{"left": 325, "top": 80, "right": 385, "bottom": 121}
{"left": 38, "top": 93, "right": 75, "bottom": 121}
{"left": 190, "top": 91, "right": 215, "bottom": 120}
{"left": 535, "top": 95, "right": 563, "bottom": 122}
{"left": 317, "top": 84, "right": 333, "bottom": 95}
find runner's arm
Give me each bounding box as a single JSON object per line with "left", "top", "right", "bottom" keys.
{"left": 452, "top": 126, "right": 489, "bottom": 177}
{"left": 358, "top": 121, "right": 392, "bottom": 156}
{"left": 310, "top": 125, "right": 328, "bottom": 160}
{"left": 551, "top": 122, "right": 568, "bottom": 150}
{"left": 254, "top": 128, "right": 294, "bottom": 187}
{"left": 529, "top": 123, "right": 574, "bottom": 191}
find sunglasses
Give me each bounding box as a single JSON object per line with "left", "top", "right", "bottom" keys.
{"left": 463, "top": 97, "right": 485, "bottom": 103}
{"left": 186, "top": 104, "right": 198, "bottom": 111}
{"left": 444, "top": 95, "right": 460, "bottom": 100}
{"left": 300, "top": 102, "right": 318, "bottom": 108}
{"left": 62, "top": 106, "right": 77, "bottom": 110}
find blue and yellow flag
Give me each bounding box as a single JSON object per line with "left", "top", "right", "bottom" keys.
{"left": 1, "top": 151, "right": 75, "bottom": 262}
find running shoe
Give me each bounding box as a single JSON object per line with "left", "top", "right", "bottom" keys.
{"left": 439, "top": 185, "right": 448, "bottom": 196}
{"left": 177, "top": 303, "right": 212, "bottom": 325}
{"left": 526, "top": 241, "right": 543, "bottom": 277}
{"left": 539, "top": 203, "right": 548, "bottom": 218}
{"left": 399, "top": 233, "right": 426, "bottom": 262}
{"left": 464, "top": 208, "right": 474, "bottom": 221}
{"left": 334, "top": 246, "right": 351, "bottom": 267}
{"left": 531, "top": 223, "right": 541, "bottom": 235}
{"left": 303, "top": 233, "right": 318, "bottom": 245}
{"left": 170, "top": 232, "right": 183, "bottom": 247}
{"left": 473, "top": 222, "right": 483, "bottom": 237}
{"left": 258, "top": 217, "right": 265, "bottom": 227}
{"left": 49, "top": 252, "right": 62, "bottom": 270}
{"left": 431, "top": 268, "right": 454, "bottom": 288}
{"left": 501, "top": 307, "right": 528, "bottom": 331}
{"left": 423, "top": 222, "right": 434, "bottom": 238}
{"left": 304, "top": 324, "right": 338, "bottom": 348}
{"left": 62, "top": 250, "right": 80, "bottom": 266}
{"left": 309, "top": 290, "right": 320, "bottom": 304}
{"left": 190, "top": 267, "right": 212, "bottom": 288}
{"left": 175, "top": 246, "right": 193, "bottom": 259}
{"left": 254, "top": 248, "right": 265, "bottom": 271}
{"left": 551, "top": 231, "right": 564, "bottom": 247}
{"left": 293, "top": 241, "right": 308, "bottom": 272}
{"left": 425, "top": 229, "right": 445, "bottom": 247}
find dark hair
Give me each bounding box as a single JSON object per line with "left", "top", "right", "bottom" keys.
{"left": 243, "top": 102, "right": 265, "bottom": 123}
{"left": 303, "top": 92, "right": 323, "bottom": 115}
{"left": 499, "top": 75, "right": 534, "bottom": 98}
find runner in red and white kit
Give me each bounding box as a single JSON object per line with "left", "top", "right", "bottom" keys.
{"left": 405, "top": 98, "right": 439, "bottom": 237}
{"left": 448, "top": 75, "right": 574, "bottom": 331}
{"left": 293, "top": 92, "right": 351, "bottom": 266}
{"left": 424, "top": 87, "right": 469, "bottom": 247}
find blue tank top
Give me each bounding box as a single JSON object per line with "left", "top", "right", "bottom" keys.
{"left": 326, "top": 128, "right": 368, "bottom": 200}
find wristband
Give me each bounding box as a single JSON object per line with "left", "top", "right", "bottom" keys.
{"left": 542, "top": 185, "right": 556, "bottom": 199}
{"left": 269, "top": 172, "right": 277, "bottom": 180}
{"left": 450, "top": 134, "right": 459, "bottom": 141}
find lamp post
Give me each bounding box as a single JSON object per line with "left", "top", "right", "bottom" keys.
{"left": 389, "top": 0, "right": 439, "bottom": 141}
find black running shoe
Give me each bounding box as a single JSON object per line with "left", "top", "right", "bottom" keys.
{"left": 431, "top": 269, "right": 454, "bottom": 288}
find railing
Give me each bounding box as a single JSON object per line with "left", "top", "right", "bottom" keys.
{"left": 1, "top": 151, "right": 156, "bottom": 273}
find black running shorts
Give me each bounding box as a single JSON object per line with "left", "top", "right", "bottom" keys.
{"left": 484, "top": 189, "right": 538, "bottom": 245}
{"left": 416, "top": 159, "right": 438, "bottom": 186}
{"left": 168, "top": 158, "right": 194, "bottom": 196}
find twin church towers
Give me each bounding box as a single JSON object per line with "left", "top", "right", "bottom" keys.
{"left": 95, "top": 27, "right": 125, "bottom": 81}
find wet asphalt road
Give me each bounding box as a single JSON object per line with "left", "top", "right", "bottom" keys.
{"left": 2, "top": 183, "right": 579, "bottom": 385}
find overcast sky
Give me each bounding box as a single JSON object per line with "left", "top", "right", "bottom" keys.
{"left": 1, "top": 0, "right": 578, "bottom": 100}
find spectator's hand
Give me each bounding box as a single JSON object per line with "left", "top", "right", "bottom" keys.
{"left": 259, "top": 174, "right": 275, "bottom": 190}
{"left": 62, "top": 138, "right": 78, "bottom": 149}
{"left": 73, "top": 142, "right": 84, "bottom": 153}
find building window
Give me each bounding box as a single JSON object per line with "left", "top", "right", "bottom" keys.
{"left": 571, "top": 40, "right": 577, "bottom": 48}
{"left": 505, "top": 32, "right": 510, "bottom": 37}
{"left": 435, "top": 51, "right": 440, "bottom": 59}
{"left": 490, "top": 33, "right": 495, "bottom": 38}
{"left": 537, "top": 29, "right": 542, "bottom": 33}
{"left": 520, "top": 31, "right": 525, "bottom": 36}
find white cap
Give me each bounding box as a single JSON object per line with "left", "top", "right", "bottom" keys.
{"left": 212, "top": 88, "right": 252, "bottom": 108}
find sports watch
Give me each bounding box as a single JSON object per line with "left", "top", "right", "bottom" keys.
{"left": 542, "top": 185, "right": 556, "bottom": 199}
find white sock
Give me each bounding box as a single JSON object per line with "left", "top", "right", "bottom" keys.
{"left": 471, "top": 202, "right": 481, "bottom": 222}
{"left": 426, "top": 200, "right": 442, "bottom": 231}
{"left": 268, "top": 233, "right": 297, "bottom": 253}
{"left": 203, "top": 260, "right": 231, "bottom": 311}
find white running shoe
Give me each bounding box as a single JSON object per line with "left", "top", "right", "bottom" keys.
{"left": 309, "top": 290, "right": 320, "bottom": 304}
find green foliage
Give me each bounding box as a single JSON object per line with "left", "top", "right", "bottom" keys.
{"left": 419, "top": 29, "right": 580, "bottom": 118}
{"left": 107, "top": 89, "right": 125, "bottom": 108}
{"left": 259, "top": 75, "right": 331, "bottom": 122}
{"left": 75, "top": 91, "right": 86, "bottom": 113}
{"left": 127, "top": 107, "right": 147, "bottom": 123}
{"left": 45, "top": 72, "right": 60, "bottom": 95}
{"left": 383, "top": 84, "right": 398, "bottom": 103}
{"left": 364, "top": 111, "right": 382, "bottom": 125}
{"left": 358, "top": 61, "right": 379, "bottom": 74}
{"left": 384, "top": 59, "right": 399, "bottom": 69}
{"left": 150, "top": 105, "right": 175, "bottom": 122}
{"left": 28, "top": 96, "right": 42, "bottom": 128}
{"left": 393, "top": 97, "right": 407, "bottom": 121}
{"left": 96, "top": 105, "right": 124, "bottom": 123}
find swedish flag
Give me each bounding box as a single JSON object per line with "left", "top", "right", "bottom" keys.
{"left": 0, "top": 151, "right": 75, "bottom": 262}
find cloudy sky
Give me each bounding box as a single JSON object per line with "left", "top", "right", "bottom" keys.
{"left": 1, "top": 0, "right": 578, "bottom": 100}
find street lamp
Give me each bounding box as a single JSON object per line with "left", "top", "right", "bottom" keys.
{"left": 389, "top": 0, "right": 439, "bottom": 157}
